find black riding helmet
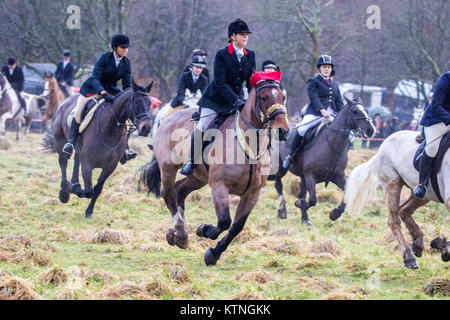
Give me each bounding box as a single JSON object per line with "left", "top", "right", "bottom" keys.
{"left": 111, "top": 33, "right": 132, "bottom": 49}
{"left": 62, "top": 50, "right": 71, "bottom": 57}
{"left": 7, "top": 58, "right": 16, "bottom": 66}
{"left": 192, "top": 49, "right": 207, "bottom": 57}
{"left": 262, "top": 60, "right": 279, "bottom": 71}
{"left": 316, "top": 55, "right": 334, "bottom": 68}
{"left": 191, "top": 55, "right": 207, "bottom": 68}
{"left": 228, "top": 18, "right": 252, "bottom": 42}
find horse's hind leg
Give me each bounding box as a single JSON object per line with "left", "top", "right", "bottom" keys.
{"left": 203, "top": 190, "right": 259, "bottom": 266}
{"left": 330, "top": 172, "right": 346, "bottom": 221}
{"left": 399, "top": 196, "right": 429, "bottom": 258}
{"left": 166, "top": 176, "right": 206, "bottom": 249}
{"left": 70, "top": 153, "right": 83, "bottom": 197}
{"left": 295, "top": 175, "right": 315, "bottom": 226}
{"left": 386, "top": 179, "right": 418, "bottom": 269}
{"left": 58, "top": 154, "right": 72, "bottom": 203}
{"left": 275, "top": 176, "right": 287, "bottom": 219}
{"left": 84, "top": 167, "right": 115, "bottom": 218}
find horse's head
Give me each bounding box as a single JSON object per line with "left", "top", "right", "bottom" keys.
{"left": 42, "top": 73, "right": 55, "bottom": 98}
{"left": 130, "top": 80, "right": 153, "bottom": 137}
{"left": 184, "top": 89, "right": 201, "bottom": 108}
{"left": 343, "top": 97, "right": 376, "bottom": 139}
{"left": 0, "top": 72, "right": 5, "bottom": 90}
{"left": 253, "top": 78, "right": 289, "bottom": 141}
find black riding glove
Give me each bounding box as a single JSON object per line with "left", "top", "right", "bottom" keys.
{"left": 101, "top": 92, "right": 115, "bottom": 103}
{"left": 233, "top": 98, "right": 246, "bottom": 111}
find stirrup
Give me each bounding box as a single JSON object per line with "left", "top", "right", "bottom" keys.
{"left": 282, "top": 155, "right": 292, "bottom": 170}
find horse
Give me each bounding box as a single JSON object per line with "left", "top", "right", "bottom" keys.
{"left": 138, "top": 78, "right": 289, "bottom": 266}
{"left": 52, "top": 80, "right": 153, "bottom": 218}
{"left": 151, "top": 88, "right": 202, "bottom": 139}
{"left": 42, "top": 73, "right": 68, "bottom": 128}
{"left": 0, "top": 73, "right": 45, "bottom": 140}
{"left": 344, "top": 130, "right": 450, "bottom": 269}
{"left": 268, "top": 97, "right": 376, "bottom": 225}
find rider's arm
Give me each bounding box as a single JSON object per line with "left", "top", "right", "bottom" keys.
{"left": 307, "top": 78, "right": 324, "bottom": 114}
{"left": 334, "top": 85, "right": 345, "bottom": 112}
{"left": 431, "top": 73, "right": 450, "bottom": 126}
{"left": 90, "top": 54, "right": 107, "bottom": 95}
{"left": 245, "top": 51, "right": 256, "bottom": 94}
{"left": 121, "top": 59, "right": 132, "bottom": 91}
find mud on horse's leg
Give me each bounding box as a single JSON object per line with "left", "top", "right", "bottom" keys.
{"left": 399, "top": 196, "right": 428, "bottom": 258}
{"left": 204, "top": 192, "right": 259, "bottom": 266}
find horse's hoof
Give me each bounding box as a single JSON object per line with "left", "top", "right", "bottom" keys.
{"left": 294, "top": 199, "right": 302, "bottom": 209}
{"left": 404, "top": 259, "right": 419, "bottom": 269}
{"left": 85, "top": 210, "right": 93, "bottom": 219}
{"left": 204, "top": 248, "right": 218, "bottom": 266}
{"left": 71, "top": 183, "right": 83, "bottom": 196}
{"left": 59, "top": 190, "right": 70, "bottom": 203}
{"left": 442, "top": 249, "right": 450, "bottom": 262}
{"left": 196, "top": 224, "right": 213, "bottom": 238}
{"left": 412, "top": 243, "right": 423, "bottom": 258}
{"left": 175, "top": 233, "right": 189, "bottom": 249}
{"left": 301, "top": 220, "right": 313, "bottom": 227}
{"left": 278, "top": 209, "right": 287, "bottom": 219}
{"left": 166, "top": 228, "right": 176, "bottom": 246}
{"left": 329, "top": 209, "right": 342, "bottom": 221}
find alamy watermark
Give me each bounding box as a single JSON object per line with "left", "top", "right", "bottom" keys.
{"left": 66, "top": 5, "right": 81, "bottom": 30}
{"left": 366, "top": 5, "right": 381, "bottom": 30}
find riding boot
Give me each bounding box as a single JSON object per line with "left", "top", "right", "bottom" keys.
{"left": 413, "top": 152, "right": 434, "bottom": 198}
{"left": 120, "top": 149, "right": 138, "bottom": 164}
{"left": 282, "top": 131, "right": 304, "bottom": 170}
{"left": 180, "top": 129, "right": 203, "bottom": 176}
{"left": 19, "top": 96, "right": 28, "bottom": 118}
{"left": 62, "top": 118, "right": 80, "bottom": 157}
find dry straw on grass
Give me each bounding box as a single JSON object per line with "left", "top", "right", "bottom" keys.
{"left": 0, "top": 136, "right": 12, "bottom": 150}
{"left": 92, "top": 229, "right": 130, "bottom": 244}
{"left": 310, "top": 240, "right": 341, "bottom": 257}
{"left": 0, "top": 274, "right": 40, "bottom": 300}
{"left": 237, "top": 270, "right": 274, "bottom": 284}
{"left": 320, "top": 290, "right": 360, "bottom": 300}
{"left": 37, "top": 266, "right": 68, "bottom": 286}
{"left": 102, "top": 281, "right": 155, "bottom": 299}
{"left": 421, "top": 277, "right": 450, "bottom": 297}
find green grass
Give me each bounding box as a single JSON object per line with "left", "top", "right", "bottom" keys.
{"left": 0, "top": 132, "right": 448, "bottom": 300}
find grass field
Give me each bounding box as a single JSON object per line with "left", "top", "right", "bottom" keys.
{"left": 0, "top": 132, "right": 448, "bottom": 300}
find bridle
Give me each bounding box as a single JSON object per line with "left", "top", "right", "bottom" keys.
{"left": 97, "top": 89, "right": 152, "bottom": 151}
{"left": 326, "top": 103, "right": 373, "bottom": 137}
{"left": 234, "top": 81, "right": 287, "bottom": 161}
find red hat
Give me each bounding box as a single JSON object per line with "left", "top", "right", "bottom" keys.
{"left": 250, "top": 71, "right": 281, "bottom": 87}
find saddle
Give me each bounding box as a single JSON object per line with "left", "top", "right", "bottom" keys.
{"left": 413, "top": 132, "right": 450, "bottom": 203}
{"left": 287, "top": 120, "right": 327, "bottom": 152}
{"left": 67, "top": 98, "right": 105, "bottom": 133}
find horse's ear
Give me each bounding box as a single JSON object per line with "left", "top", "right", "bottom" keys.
{"left": 146, "top": 81, "right": 153, "bottom": 93}
{"left": 356, "top": 97, "right": 363, "bottom": 104}
{"left": 344, "top": 95, "right": 352, "bottom": 106}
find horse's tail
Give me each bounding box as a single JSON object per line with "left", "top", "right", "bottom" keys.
{"left": 137, "top": 156, "right": 161, "bottom": 198}
{"left": 344, "top": 155, "right": 380, "bottom": 214}
{"left": 42, "top": 126, "right": 56, "bottom": 153}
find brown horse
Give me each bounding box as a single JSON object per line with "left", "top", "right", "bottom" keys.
{"left": 269, "top": 98, "right": 376, "bottom": 225}
{"left": 139, "top": 79, "right": 289, "bottom": 266}
{"left": 42, "top": 73, "right": 67, "bottom": 127}
{"left": 52, "top": 80, "right": 153, "bottom": 218}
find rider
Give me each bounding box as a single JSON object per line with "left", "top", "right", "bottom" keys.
{"left": 262, "top": 59, "right": 287, "bottom": 102}
{"left": 180, "top": 18, "right": 256, "bottom": 176}
{"left": 62, "top": 33, "right": 137, "bottom": 164}
{"left": 184, "top": 49, "right": 210, "bottom": 84}
{"left": 413, "top": 71, "right": 450, "bottom": 198}
{"left": 282, "top": 55, "right": 344, "bottom": 169}
{"left": 1, "top": 58, "right": 27, "bottom": 118}
{"left": 171, "top": 55, "right": 208, "bottom": 108}
{"left": 55, "top": 49, "right": 74, "bottom": 96}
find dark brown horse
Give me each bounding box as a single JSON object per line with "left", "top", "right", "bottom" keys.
{"left": 269, "top": 98, "right": 376, "bottom": 225}
{"left": 139, "top": 79, "right": 289, "bottom": 266}
{"left": 52, "top": 80, "right": 153, "bottom": 218}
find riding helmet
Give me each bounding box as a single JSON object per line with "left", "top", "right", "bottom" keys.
{"left": 192, "top": 49, "right": 207, "bottom": 57}
{"left": 7, "top": 58, "right": 16, "bottom": 66}
{"left": 316, "top": 55, "right": 334, "bottom": 68}
{"left": 191, "top": 55, "right": 207, "bottom": 68}
{"left": 111, "top": 33, "right": 132, "bottom": 48}
{"left": 62, "top": 50, "right": 71, "bottom": 57}
{"left": 228, "top": 18, "right": 252, "bottom": 39}
{"left": 262, "top": 60, "right": 279, "bottom": 71}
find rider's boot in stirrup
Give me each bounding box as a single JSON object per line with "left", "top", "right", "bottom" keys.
{"left": 282, "top": 131, "right": 304, "bottom": 170}
{"left": 62, "top": 118, "right": 80, "bottom": 157}
{"left": 413, "top": 152, "right": 434, "bottom": 198}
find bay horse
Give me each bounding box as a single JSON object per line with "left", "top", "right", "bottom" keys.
{"left": 0, "top": 73, "right": 44, "bottom": 139}
{"left": 344, "top": 130, "right": 450, "bottom": 269}
{"left": 52, "top": 80, "right": 153, "bottom": 218}
{"left": 139, "top": 78, "right": 289, "bottom": 266}
{"left": 42, "top": 73, "right": 67, "bottom": 128}
{"left": 269, "top": 98, "right": 376, "bottom": 225}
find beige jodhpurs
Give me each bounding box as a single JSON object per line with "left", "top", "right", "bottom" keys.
{"left": 424, "top": 122, "right": 450, "bottom": 157}
{"left": 74, "top": 94, "right": 100, "bottom": 123}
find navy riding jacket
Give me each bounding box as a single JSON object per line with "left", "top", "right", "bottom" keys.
{"left": 170, "top": 71, "right": 208, "bottom": 107}
{"left": 305, "top": 74, "right": 344, "bottom": 117}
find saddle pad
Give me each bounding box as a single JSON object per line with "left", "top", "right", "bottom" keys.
{"left": 67, "top": 98, "right": 104, "bottom": 133}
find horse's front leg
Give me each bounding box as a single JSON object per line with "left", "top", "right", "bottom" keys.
{"left": 197, "top": 182, "right": 231, "bottom": 241}
{"left": 275, "top": 176, "right": 287, "bottom": 219}
{"left": 330, "top": 172, "right": 346, "bottom": 221}
{"left": 203, "top": 190, "right": 259, "bottom": 266}
{"left": 58, "top": 153, "right": 72, "bottom": 203}
{"left": 70, "top": 153, "right": 83, "bottom": 197}
{"left": 84, "top": 166, "right": 115, "bottom": 218}
{"left": 295, "top": 175, "right": 315, "bottom": 226}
